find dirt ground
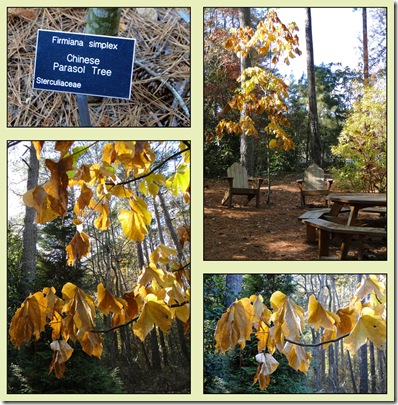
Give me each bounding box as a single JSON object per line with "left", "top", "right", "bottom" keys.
{"left": 7, "top": 7, "right": 190, "bottom": 127}
{"left": 204, "top": 176, "right": 387, "bottom": 261}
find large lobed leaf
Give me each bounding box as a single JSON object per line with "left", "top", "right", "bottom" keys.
{"left": 133, "top": 294, "right": 172, "bottom": 341}
{"left": 214, "top": 297, "right": 254, "bottom": 354}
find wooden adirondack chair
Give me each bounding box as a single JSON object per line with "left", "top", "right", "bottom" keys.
{"left": 296, "top": 163, "right": 333, "bottom": 207}
{"left": 221, "top": 162, "right": 263, "bottom": 208}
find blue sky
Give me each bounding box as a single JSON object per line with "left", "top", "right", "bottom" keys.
{"left": 275, "top": 8, "right": 363, "bottom": 80}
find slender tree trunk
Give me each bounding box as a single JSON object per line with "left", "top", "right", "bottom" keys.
{"left": 150, "top": 327, "right": 162, "bottom": 370}
{"left": 224, "top": 274, "right": 243, "bottom": 307}
{"left": 238, "top": 7, "right": 255, "bottom": 176}
{"left": 359, "top": 343, "right": 368, "bottom": 393}
{"left": 377, "top": 348, "right": 386, "bottom": 392}
{"left": 357, "top": 274, "right": 368, "bottom": 393}
{"left": 157, "top": 191, "right": 185, "bottom": 261}
{"left": 305, "top": 8, "right": 322, "bottom": 166}
{"left": 20, "top": 142, "right": 39, "bottom": 295}
{"left": 347, "top": 350, "right": 358, "bottom": 393}
{"left": 176, "top": 319, "right": 190, "bottom": 362}
{"left": 362, "top": 8, "right": 369, "bottom": 84}
{"left": 85, "top": 8, "right": 121, "bottom": 35}
{"left": 83, "top": 8, "right": 122, "bottom": 106}
{"left": 158, "top": 330, "right": 169, "bottom": 367}
{"left": 369, "top": 342, "right": 376, "bottom": 393}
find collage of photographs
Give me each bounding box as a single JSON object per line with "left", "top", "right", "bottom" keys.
{"left": 2, "top": 2, "right": 394, "bottom": 403}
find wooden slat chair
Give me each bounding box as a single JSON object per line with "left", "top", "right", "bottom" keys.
{"left": 296, "top": 163, "right": 333, "bottom": 207}
{"left": 221, "top": 162, "right": 263, "bottom": 208}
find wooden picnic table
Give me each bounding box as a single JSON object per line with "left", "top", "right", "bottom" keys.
{"left": 328, "top": 193, "right": 387, "bottom": 226}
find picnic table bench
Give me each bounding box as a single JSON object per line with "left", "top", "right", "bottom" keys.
{"left": 304, "top": 218, "right": 386, "bottom": 260}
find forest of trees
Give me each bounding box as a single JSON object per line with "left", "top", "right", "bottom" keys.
{"left": 7, "top": 141, "right": 190, "bottom": 394}
{"left": 204, "top": 274, "right": 387, "bottom": 395}
{"left": 204, "top": 7, "right": 387, "bottom": 193}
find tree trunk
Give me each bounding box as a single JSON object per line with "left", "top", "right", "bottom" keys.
{"left": 369, "top": 342, "right": 376, "bottom": 393}
{"left": 362, "top": 8, "right": 369, "bottom": 85}
{"left": 149, "top": 327, "right": 162, "bottom": 370}
{"left": 20, "top": 142, "right": 39, "bottom": 295}
{"left": 304, "top": 8, "right": 322, "bottom": 166}
{"left": 176, "top": 319, "right": 190, "bottom": 362}
{"left": 158, "top": 329, "right": 169, "bottom": 367}
{"left": 83, "top": 8, "right": 122, "bottom": 106}
{"left": 157, "top": 191, "right": 185, "bottom": 261}
{"left": 347, "top": 350, "right": 358, "bottom": 393}
{"left": 377, "top": 348, "right": 386, "bottom": 392}
{"left": 238, "top": 7, "right": 255, "bottom": 176}
{"left": 357, "top": 274, "right": 368, "bottom": 393}
{"left": 85, "top": 8, "right": 122, "bottom": 35}
{"left": 359, "top": 343, "right": 368, "bottom": 393}
{"left": 224, "top": 274, "right": 243, "bottom": 307}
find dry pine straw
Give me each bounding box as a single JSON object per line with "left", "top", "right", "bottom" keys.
{"left": 8, "top": 8, "right": 190, "bottom": 127}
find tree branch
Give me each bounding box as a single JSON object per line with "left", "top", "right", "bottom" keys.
{"left": 91, "top": 301, "right": 189, "bottom": 334}
{"left": 106, "top": 146, "right": 190, "bottom": 187}
{"left": 285, "top": 332, "right": 351, "bottom": 348}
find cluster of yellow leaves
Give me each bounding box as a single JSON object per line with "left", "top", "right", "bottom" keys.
{"left": 224, "top": 10, "right": 301, "bottom": 64}
{"left": 9, "top": 244, "right": 190, "bottom": 379}
{"left": 214, "top": 275, "right": 386, "bottom": 391}
{"left": 23, "top": 141, "right": 190, "bottom": 265}
{"left": 215, "top": 10, "right": 298, "bottom": 150}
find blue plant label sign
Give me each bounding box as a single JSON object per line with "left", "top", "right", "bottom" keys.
{"left": 33, "top": 29, "right": 136, "bottom": 99}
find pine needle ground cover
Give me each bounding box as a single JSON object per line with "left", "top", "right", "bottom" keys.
{"left": 8, "top": 8, "right": 190, "bottom": 127}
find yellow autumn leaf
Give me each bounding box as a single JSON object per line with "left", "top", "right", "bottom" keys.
{"left": 73, "top": 182, "right": 93, "bottom": 217}
{"left": 251, "top": 295, "right": 264, "bottom": 321}
{"left": 167, "top": 165, "right": 190, "bottom": 197}
{"left": 255, "top": 321, "right": 269, "bottom": 353}
{"left": 107, "top": 184, "right": 134, "bottom": 198}
{"left": 165, "top": 279, "right": 186, "bottom": 306}
{"left": 282, "top": 298, "right": 305, "bottom": 340}
{"left": 81, "top": 331, "right": 103, "bottom": 359}
{"left": 111, "top": 291, "right": 140, "bottom": 327}
{"left": 269, "top": 138, "right": 278, "bottom": 149}
{"left": 214, "top": 298, "right": 254, "bottom": 354}
{"left": 43, "top": 156, "right": 74, "bottom": 220}
{"left": 66, "top": 230, "right": 90, "bottom": 266}
{"left": 150, "top": 244, "right": 177, "bottom": 266}
{"left": 282, "top": 342, "right": 311, "bottom": 374}
{"left": 92, "top": 200, "right": 110, "bottom": 230}
{"left": 253, "top": 352, "right": 279, "bottom": 390}
{"left": 97, "top": 283, "right": 124, "bottom": 315}
{"left": 49, "top": 340, "right": 74, "bottom": 379}
{"left": 133, "top": 294, "right": 172, "bottom": 341}
{"left": 344, "top": 307, "right": 386, "bottom": 356}
{"left": 172, "top": 303, "right": 190, "bottom": 323}
{"left": 322, "top": 305, "right": 357, "bottom": 348}
{"left": 101, "top": 142, "right": 117, "bottom": 166}
{"left": 355, "top": 275, "right": 385, "bottom": 302}
{"left": 118, "top": 197, "right": 152, "bottom": 241}
{"left": 137, "top": 263, "right": 165, "bottom": 287}
{"left": 23, "top": 185, "right": 59, "bottom": 224}
{"left": 49, "top": 311, "right": 63, "bottom": 341}
{"left": 307, "top": 294, "right": 339, "bottom": 331}
{"left": 9, "top": 291, "right": 49, "bottom": 348}
{"left": 139, "top": 173, "right": 166, "bottom": 197}
{"left": 55, "top": 141, "right": 74, "bottom": 158}
{"left": 61, "top": 283, "right": 96, "bottom": 341}
{"left": 114, "top": 141, "right": 136, "bottom": 174}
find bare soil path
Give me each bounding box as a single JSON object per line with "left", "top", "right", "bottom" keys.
{"left": 204, "top": 177, "right": 387, "bottom": 261}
